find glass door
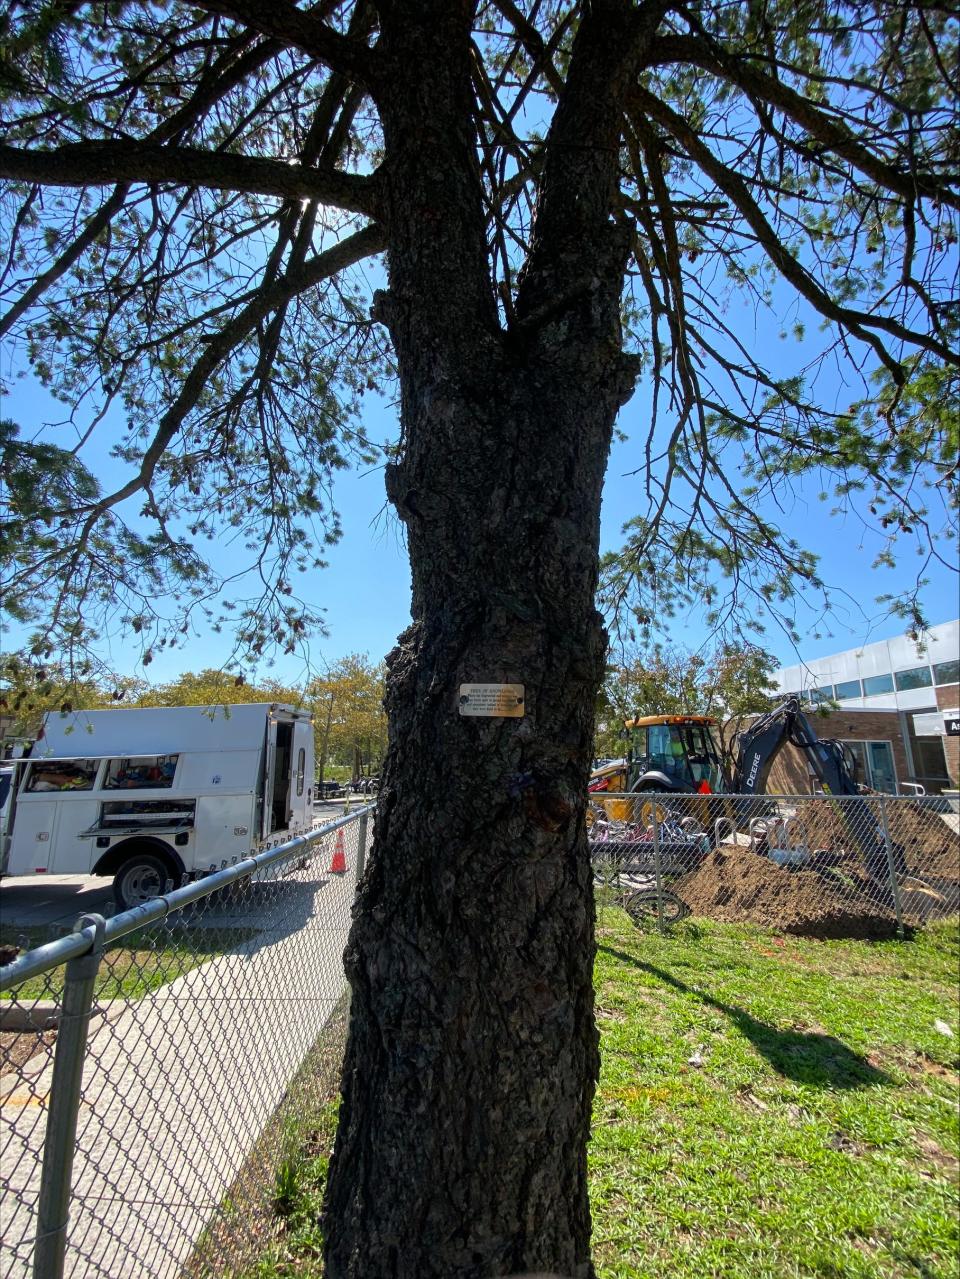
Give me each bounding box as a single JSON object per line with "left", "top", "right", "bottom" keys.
{"left": 866, "top": 741, "right": 897, "bottom": 793}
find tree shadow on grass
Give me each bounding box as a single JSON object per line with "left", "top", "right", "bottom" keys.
{"left": 598, "top": 946, "right": 892, "bottom": 1089}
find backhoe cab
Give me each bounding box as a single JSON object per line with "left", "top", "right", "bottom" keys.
{"left": 590, "top": 715, "right": 728, "bottom": 799}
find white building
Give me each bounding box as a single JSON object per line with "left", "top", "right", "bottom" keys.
{"left": 773, "top": 619, "right": 959, "bottom": 792}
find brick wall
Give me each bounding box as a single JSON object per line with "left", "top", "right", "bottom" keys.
{"left": 936, "top": 683, "right": 959, "bottom": 787}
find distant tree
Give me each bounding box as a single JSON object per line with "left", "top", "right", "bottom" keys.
{"left": 0, "top": 651, "right": 108, "bottom": 739}
{"left": 307, "top": 654, "right": 386, "bottom": 780}
{"left": 595, "top": 642, "right": 778, "bottom": 769}
{"left": 0, "top": 3, "right": 956, "bottom": 1273}
{"left": 0, "top": 657, "right": 304, "bottom": 739}
{"left": 132, "top": 667, "right": 303, "bottom": 710}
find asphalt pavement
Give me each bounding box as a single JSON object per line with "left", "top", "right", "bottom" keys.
{"left": 0, "top": 874, "right": 114, "bottom": 932}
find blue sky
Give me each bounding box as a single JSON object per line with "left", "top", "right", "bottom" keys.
{"left": 317, "top": 403, "right": 959, "bottom": 674}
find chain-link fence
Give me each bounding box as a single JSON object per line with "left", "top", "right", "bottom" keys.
{"left": 0, "top": 806, "right": 372, "bottom": 1279}
{"left": 589, "top": 791, "right": 960, "bottom": 937}
{"left": 3, "top": 791, "right": 957, "bottom": 1275}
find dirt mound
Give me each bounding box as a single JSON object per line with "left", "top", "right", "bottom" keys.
{"left": 791, "top": 800, "right": 958, "bottom": 880}
{"left": 778, "top": 799, "right": 959, "bottom": 922}
{"left": 889, "top": 804, "right": 959, "bottom": 883}
{"left": 674, "top": 846, "right": 899, "bottom": 940}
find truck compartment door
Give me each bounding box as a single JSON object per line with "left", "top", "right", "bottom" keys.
{"left": 7, "top": 800, "right": 61, "bottom": 874}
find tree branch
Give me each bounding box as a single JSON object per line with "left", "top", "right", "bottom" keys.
{"left": 630, "top": 86, "right": 958, "bottom": 374}
{"left": 0, "top": 142, "right": 382, "bottom": 219}
{"left": 648, "top": 32, "right": 960, "bottom": 214}
{"left": 63, "top": 220, "right": 385, "bottom": 524}
{"left": 515, "top": 0, "right": 670, "bottom": 323}
{"left": 195, "top": 0, "right": 378, "bottom": 85}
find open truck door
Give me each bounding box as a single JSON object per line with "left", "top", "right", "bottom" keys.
{"left": 261, "top": 707, "right": 314, "bottom": 837}
{"left": 289, "top": 717, "right": 314, "bottom": 826}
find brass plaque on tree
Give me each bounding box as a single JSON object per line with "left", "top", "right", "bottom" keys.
{"left": 458, "top": 684, "right": 525, "bottom": 717}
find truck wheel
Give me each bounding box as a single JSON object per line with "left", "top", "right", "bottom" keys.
{"left": 113, "top": 854, "right": 175, "bottom": 911}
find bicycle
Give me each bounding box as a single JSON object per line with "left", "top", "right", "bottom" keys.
{"left": 590, "top": 814, "right": 692, "bottom": 928}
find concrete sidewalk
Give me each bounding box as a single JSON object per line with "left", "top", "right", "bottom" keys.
{"left": 1, "top": 844, "right": 359, "bottom": 1278}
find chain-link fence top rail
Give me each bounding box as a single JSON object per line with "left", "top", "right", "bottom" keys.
{"left": 0, "top": 806, "right": 373, "bottom": 1279}
{"left": 589, "top": 792, "right": 960, "bottom": 938}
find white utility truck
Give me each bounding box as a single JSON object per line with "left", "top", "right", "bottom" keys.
{"left": 1, "top": 703, "right": 315, "bottom": 909}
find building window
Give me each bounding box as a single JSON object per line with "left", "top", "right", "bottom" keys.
{"left": 842, "top": 740, "right": 897, "bottom": 793}
{"left": 834, "top": 679, "right": 862, "bottom": 700}
{"left": 810, "top": 685, "right": 834, "bottom": 704}
{"left": 862, "top": 673, "right": 894, "bottom": 695}
{"left": 894, "top": 665, "right": 933, "bottom": 692}
{"left": 933, "top": 659, "right": 959, "bottom": 686}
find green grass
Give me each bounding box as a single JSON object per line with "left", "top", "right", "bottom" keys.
{"left": 214, "top": 913, "right": 960, "bottom": 1278}
{"left": 591, "top": 910, "right": 959, "bottom": 1278}
{"left": 1, "top": 922, "right": 260, "bottom": 1001}
{"left": 241, "top": 1097, "right": 341, "bottom": 1277}
{"left": 186, "top": 1000, "right": 349, "bottom": 1279}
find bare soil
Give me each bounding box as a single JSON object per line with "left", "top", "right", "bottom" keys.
{"left": 0, "top": 1028, "right": 56, "bottom": 1078}
{"left": 674, "top": 846, "right": 901, "bottom": 940}
{"left": 887, "top": 804, "right": 960, "bottom": 883}
{"left": 788, "top": 800, "right": 960, "bottom": 925}
{"left": 794, "top": 801, "right": 959, "bottom": 883}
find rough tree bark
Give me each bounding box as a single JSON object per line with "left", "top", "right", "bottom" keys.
{"left": 324, "top": 4, "right": 653, "bottom": 1275}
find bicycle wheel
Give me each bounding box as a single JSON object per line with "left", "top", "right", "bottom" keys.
{"left": 625, "top": 888, "right": 690, "bottom": 926}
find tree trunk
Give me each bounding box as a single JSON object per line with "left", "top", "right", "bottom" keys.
{"left": 323, "top": 5, "right": 643, "bottom": 1274}
{"left": 323, "top": 222, "right": 637, "bottom": 1279}
{"left": 323, "top": 362, "right": 622, "bottom": 1278}
{"left": 319, "top": 694, "right": 335, "bottom": 786}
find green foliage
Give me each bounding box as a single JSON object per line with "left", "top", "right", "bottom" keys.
{"left": 594, "top": 642, "right": 778, "bottom": 759}
{"left": 0, "top": 650, "right": 115, "bottom": 738}
{"left": 307, "top": 654, "right": 386, "bottom": 778}
{"left": 0, "top": 0, "right": 955, "bottom": 668}
{"left": 0, "top": 655, "right": 303, "bottom": 739}
{"left": 131, "top": 668, "right": 303, "bottom": 712}
{"left": 0, "top": 651, "right": 384, "bottom": 783}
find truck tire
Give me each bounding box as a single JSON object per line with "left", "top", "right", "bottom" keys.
{"left": 113, "top": 852, "right": 177, "bottom": 911}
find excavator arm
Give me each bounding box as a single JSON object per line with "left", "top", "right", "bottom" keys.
{"left": 733, "top": 697, "right": 905, "bottom": 888}
{"left": 733, "top": 698, "right": 861, "bottom": 795}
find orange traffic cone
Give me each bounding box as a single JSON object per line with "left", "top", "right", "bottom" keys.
{"left": 330, "top": 828, "right": 347, "bottom": 874}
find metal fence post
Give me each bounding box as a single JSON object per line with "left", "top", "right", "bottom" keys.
{"left": 877, "top": 797, "right": 906, "bottom": 938}
{"left": 650, "top": 801, "right": 666, "bottom": 935}
{"left": 356, "top": 808, "right": 370, "bottom": 880}
{"left": 33, "top": 914, "right": 106, "bottom": 1279}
